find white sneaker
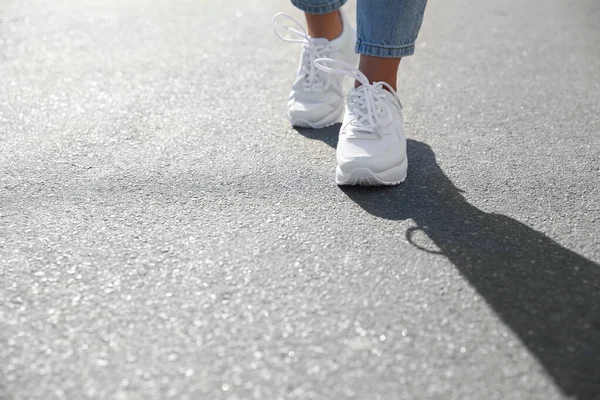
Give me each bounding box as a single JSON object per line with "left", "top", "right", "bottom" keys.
{"left": 314, "top": 59, "right": 408, "bottom": 186}
{"left": 273, "top": 12, "right": 358, "bottom": 128}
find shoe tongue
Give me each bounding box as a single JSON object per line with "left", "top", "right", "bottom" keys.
{"left": 348, "top": 85, "right": 395, "bottom": 135}
{"left": 380, "top": 87, "right": 395, "bottom": 102}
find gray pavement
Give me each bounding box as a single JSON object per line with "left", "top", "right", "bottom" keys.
{"left": 1, "top": 0, "right": 600, "bottom": 399}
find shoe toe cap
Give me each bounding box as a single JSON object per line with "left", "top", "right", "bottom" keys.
{"left": 337, "top": 137, "right": 406, "bottom": 174}
{"left": 287, "top": 100, "right": 339, "bottom": 127}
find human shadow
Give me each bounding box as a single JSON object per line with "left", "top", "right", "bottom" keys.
{"left": 295, "top": 127, "right": 600, "bottom": 399}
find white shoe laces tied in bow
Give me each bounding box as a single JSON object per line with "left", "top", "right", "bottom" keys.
{"left": 272, "top": 12, "right": 332, "bottom": 92}
{"left": 314, "top": 58, "right": 402, "bottom": 135}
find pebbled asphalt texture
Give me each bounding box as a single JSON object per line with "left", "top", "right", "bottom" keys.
{"left": 1, "top": 0, "right": 599, "bottom": 399}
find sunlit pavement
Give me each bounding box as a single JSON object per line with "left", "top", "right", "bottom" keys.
{"left": 1, "top": 0, "right": 599, "bottom": 399}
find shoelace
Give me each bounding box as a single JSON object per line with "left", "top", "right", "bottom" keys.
{"left": 272, "top": 12, "right": 332, "bottom": 92}
{"left": 314, "top": 58, "right": 402, "bottom": 135}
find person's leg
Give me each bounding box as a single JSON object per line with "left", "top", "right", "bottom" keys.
{"left": 356, "top": 56, "right": 401, "bottom": 89}
{"left": 305, "top": 11, "right": 342, "bottom": 41}
{"left": 355, "top": 0, "right": 428, "bottom": 89}
{"left": 311, "top": 0, "right": 428, "bottom": 186}
{"left": 289, "top": 0, "right": 346, "bottom": 40}
{"left": 276, "top": 0, "right": 357, "bottom": 129}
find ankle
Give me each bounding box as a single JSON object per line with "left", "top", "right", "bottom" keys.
{"left": 305, "top": 10, "right": 343, "bottom": 41}
{"left": 355, "top": 55, "right": 401, "bottom": 91}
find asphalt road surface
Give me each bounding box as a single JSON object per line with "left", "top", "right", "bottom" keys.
{"left": 1, "top": 0, "right": 599, "bottom": 399}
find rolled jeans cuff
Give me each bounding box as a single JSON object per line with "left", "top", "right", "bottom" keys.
{"left": 355, "top": 41, "right": 416, "bottom": 58}
{"left": 290, "top": 0, "right": 347, "bottom": 15}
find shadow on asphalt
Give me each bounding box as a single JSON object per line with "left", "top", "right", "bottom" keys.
{"left": 295, "top": 126, "right": 600, "bottom": 399}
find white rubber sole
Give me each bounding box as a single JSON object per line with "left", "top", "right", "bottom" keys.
{"left": 335, "top": 158, "right": 408, "bottom": 186}
{"left": 288, "top": 103, "right": 345, "bottom": 129}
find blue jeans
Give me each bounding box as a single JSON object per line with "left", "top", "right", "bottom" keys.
{"left": 290, "top": 0, "right": 427, "bottom": 58}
